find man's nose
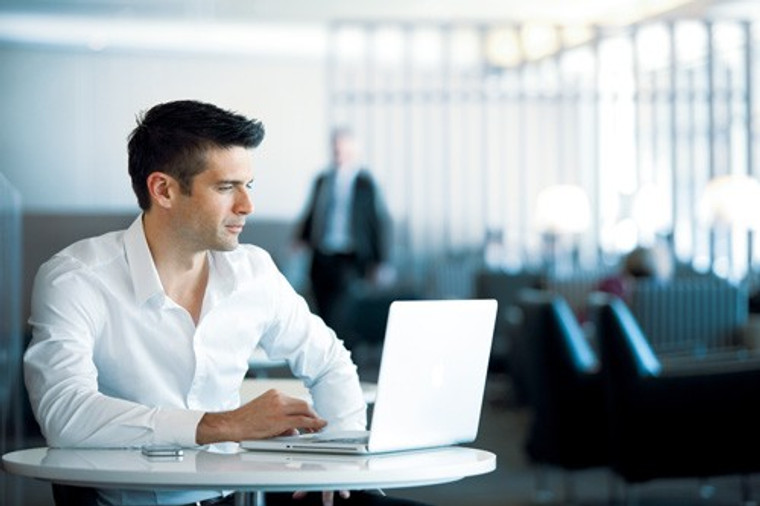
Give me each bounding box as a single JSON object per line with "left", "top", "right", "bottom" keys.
{"left": 236, "top": 188, "right": 254, "bottom": 215}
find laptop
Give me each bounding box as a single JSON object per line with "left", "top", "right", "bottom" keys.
{"left": 241, "top": 298, "right": 497, "bottom": 454}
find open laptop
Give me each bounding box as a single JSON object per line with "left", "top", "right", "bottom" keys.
{"left": 241, "top": 298, "right": 497, "bottom": 454}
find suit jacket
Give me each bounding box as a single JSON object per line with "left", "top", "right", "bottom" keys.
{"left": 297, "top": 168, "right": 389, "bottom": 276}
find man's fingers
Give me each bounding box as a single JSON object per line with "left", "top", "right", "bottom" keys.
{"left": 279, "top": 396, "right": 321, "bottom": 419}
{"left": 295, "top": 415, "right": 327, "bottom": 430}
{"left": 244, "top": 389, "right": 327, "bottom": 439}
{"left": 200, "top": 388, "right": 329, "bottom": 443}
{"left": 268, "top": 391, "right": 326, "bottom": 422}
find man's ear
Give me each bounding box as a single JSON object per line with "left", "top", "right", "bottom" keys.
{"left": 146, "top": 172, "right": 176, "bottom": 209}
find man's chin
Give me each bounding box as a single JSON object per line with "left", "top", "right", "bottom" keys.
{"left": 213, "top": 239, "right": 240, "bottom": 252}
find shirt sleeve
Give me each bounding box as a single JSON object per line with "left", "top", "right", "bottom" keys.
{"left": 24, "top": 256, "right": 204, "bottom": 448}
{"left": 257, "top": 257, "right": 368, "bottom": 432}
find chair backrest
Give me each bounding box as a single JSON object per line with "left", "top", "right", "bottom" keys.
{"left": 589, "top": 292, "right": 662, "bottom": 385}
{"left": 474, "top": 270, "right": 542, "bottom": 335}
{"left": 517, "top": 289, "right": 599, "bottom": 405}
{"left": 516, "top": 289, "right": 608, "bottom": 469}
{"left": 628, "top": 277, "right": 747, "bottom": 356}
{"left": 543, "top": 267, "right": 614, "bottom": 318}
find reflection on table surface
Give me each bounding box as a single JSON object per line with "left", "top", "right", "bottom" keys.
{"left": 3, "top": 446, "right": 496, "bottom": 492}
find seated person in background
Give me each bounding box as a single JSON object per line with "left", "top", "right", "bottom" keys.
{"left": 24, "top": 100, "right": 429, "bottom": 506}
{"left": 597, "top": 243, "right": 674, "bottom": 303}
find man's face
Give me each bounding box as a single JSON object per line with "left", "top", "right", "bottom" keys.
{"left": 332, "top": 134, "right": 357, "bottom": 168}
{"left": 173, "top": 146, "right": 255, "bottom": 252}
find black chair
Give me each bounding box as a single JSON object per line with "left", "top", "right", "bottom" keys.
{"left": 474, "top": 270, "right": 542, "bottom": 399}
{"left": 589, "top": 292, "right": 760, "bottom": 501}
{"left": 515, "top": 289, "right": 609, "bottom": 501}
{"left": 334, "top": 282, "right": 420, "bottom": 368}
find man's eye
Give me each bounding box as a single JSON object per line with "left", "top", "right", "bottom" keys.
{"left": 218, "top": 185, "right": 234, "bottom": 192}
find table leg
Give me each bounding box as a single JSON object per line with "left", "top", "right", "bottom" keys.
{"left": 234, "top": 491, "right": 266, "bottom": 506}
{"left": 253, "top": 490, "right": 266, "bottom": 506}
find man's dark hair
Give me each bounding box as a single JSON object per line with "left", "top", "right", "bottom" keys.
{"left": 127, "top": 100, "right": 265, "bottom": 210}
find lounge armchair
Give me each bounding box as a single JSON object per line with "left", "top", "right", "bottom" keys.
{"left": 514, "top": 289, "right": 609, "bottom": 501}
{"left": 589, "top": 292, "right": 760, "bottom": 500}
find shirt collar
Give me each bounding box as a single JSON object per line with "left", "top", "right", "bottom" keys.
{"left": 205, "top": 250, "right": 238, "bottom": 304}
{"left": 124, "top": 214, "right": 165, "bottom": 305}
{"left": 333, "top": 163, "right": 361, "bottom": 179}
{"left": 124, "top": 214, "right": 240, "bottom": 308}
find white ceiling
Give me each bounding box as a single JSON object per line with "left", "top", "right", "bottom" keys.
{"left": 1, "top": 0, "right": 756, "bottom": 55}
{"left": 196, "top": 0, "right": 707, "bottom": 24}
{"left": 280, "top": 0, "right": 756, "bottom": 24}
{"left": 0, "top": 0, "right": 755, "bottom": 26}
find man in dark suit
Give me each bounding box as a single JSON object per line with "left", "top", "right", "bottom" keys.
{"left": 296, "top": 127, "right": 390, "bottom": 334}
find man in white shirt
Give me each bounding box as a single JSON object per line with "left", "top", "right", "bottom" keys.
{"left": 24, "top": 100, "right": 427, "bottom": 506}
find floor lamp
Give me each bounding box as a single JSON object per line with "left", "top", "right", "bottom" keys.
{"left": 535, "top": 184, "right": 592, "bottom": 278}
{"left": 698, "top": 174, "right": 760, "bottom": 283}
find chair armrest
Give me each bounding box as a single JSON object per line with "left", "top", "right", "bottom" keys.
{"left": 660, "top": 354, "right": 760, "bottom": 376}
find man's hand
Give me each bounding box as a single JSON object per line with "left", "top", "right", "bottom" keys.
{"left": 195, "top": 389, "right": 327, "bottom": 445}
{"left": 293, "top": 490, "right": 350, "bottom": 506}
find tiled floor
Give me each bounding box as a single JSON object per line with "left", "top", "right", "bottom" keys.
{"left": 4, "top": 374, "right": 760, "bottom": 505}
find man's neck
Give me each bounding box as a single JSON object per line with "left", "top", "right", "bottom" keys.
{"left": 335, "top": 161, "right": 360, "bottom": 173}
{"left": 142, "top": 213, "right": 209, "bottom": 325}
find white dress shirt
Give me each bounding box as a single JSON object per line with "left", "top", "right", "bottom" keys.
{"left": 24, "top": 215, "right": 367, "bottom": 505}
{"left": 322, "top": 165, "right": 360, "bottom": 254}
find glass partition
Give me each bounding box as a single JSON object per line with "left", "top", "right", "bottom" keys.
{"left": 0, "top": 172, "right": 22, "bottom": 504}
{"left": 328, "top": 18, "right": 759, "bottom": 287}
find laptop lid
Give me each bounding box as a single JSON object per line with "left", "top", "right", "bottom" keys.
{"left": 241, "top": 298, "right": 497, "bottom": 454}
{"left": 366, "top": 298, "right": 497, "bottom": 453}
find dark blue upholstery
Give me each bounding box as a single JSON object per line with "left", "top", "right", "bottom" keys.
{"left": 628, "top": 277, "right": 748, "bottom": 356}
{"left": 590, "top": 292, "right": 760, "bottom": 484}
{"left": 515, "top": 289, "right": 608, "bottom": 471}
{"left": 474, "top": 271, "right": 542, "bottom": 396}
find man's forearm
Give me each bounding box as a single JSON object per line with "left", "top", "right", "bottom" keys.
{"left": 195, "top": 390, "right": 327, "bottom": 445}
{"left": 196, "top": 412, "right": 234, "bottom": 445}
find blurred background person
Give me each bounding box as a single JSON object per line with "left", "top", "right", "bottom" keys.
{"left": 295, "top": 127, "right": 391, "bottom": 335}
{"left": 597, "top": 241, "right": 675, "bottom": 303}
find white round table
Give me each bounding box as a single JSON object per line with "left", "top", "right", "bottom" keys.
{"left": 3, "top": 446, "right": 496, "bottom": 505}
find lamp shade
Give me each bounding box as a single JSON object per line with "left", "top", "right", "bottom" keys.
{"left": 698, "top": 174, "right": 760, "bottom": 231}
{"left": 535, "top": 184, "right": 592, "bottom": 235}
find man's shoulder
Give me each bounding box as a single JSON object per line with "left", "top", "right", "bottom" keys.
{"left": 41, "top": 230, "right": 127, "bottom": 277}
{"left": 314, "top": 170, "right": 332, "bottom": 186}
{"left": 355, "top": 169, "right": 377, "bottom": 188}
